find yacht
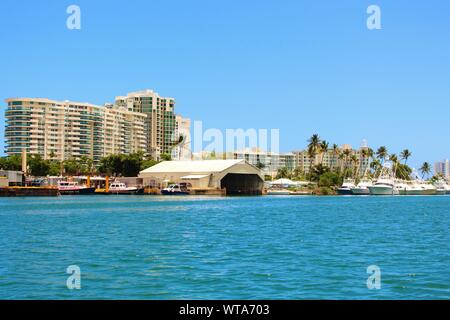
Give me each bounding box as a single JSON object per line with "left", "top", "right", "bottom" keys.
{"left": 337, "top": 178, "right": 356, "bottom": 195}
{"left": 351, "top": 178, "right": 373, "bottom": 195}
{"left": 368, "top": 177, "right": 397, "bottom": 195}
{"left": 434, "top": 179, "right": 450, "bottom": 195}
{"left": 108, "top": 182, "right": 142, "bottom": 194}
{"left": 58, "top": 181, "right": 96, "bottom": 195}
{"left": 394, "top": 180, "right": 409, "bottom": 195}
{"left": 420, "top": 181, "right": 437, "bottom": 195}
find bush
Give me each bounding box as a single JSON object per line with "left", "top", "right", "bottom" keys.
{"left": 319, "top": 172, "right": 341, "bottom": 188}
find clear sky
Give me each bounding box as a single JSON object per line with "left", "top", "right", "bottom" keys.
{"left": 1, "top": 0, "right": 449, "bottom": 170}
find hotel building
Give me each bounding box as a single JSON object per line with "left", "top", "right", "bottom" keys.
{"left": 115, "top": 90, "right": 178, "bottom": 159}
{"left": 293, "top": 144, "right": 371, "bottom": 175}
{"left": 434, "top": 160, "right": 450, "bottom": 179}
{"left": 4, "top": 98, "right": 147, "bottom": 163}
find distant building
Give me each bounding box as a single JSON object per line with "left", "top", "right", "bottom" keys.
{"left": 434, "top": 160, "right": 450, "bottom": 179}
{"left": 293, "top": 144, "right": 371, "bottom": 175}
{"left": 5, "top": 89, "right": 189, "bottom": 163}
{"left": 5, "top": 98, "right": 146, "bottom": 163}
{"left": 115, "top": 90, "right": 183, "bottom": 159}
{"left": 171, "top": 115, "right": 191, "bottom": 160}
{"left": 192, "top": 148, "right": 294, "bottom": 177}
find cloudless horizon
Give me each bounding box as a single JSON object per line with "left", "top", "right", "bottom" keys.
{"left": 1, "top": 0, "right": 449, "bottom": 170}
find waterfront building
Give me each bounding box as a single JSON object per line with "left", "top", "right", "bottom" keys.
{"left": 4, "top": 98, "right": 146, "bottom": 163}
{"left": 115, "top": 90, "right": 178, "bottom": 159}
{"left": 293, "top": 144, "right": 371, "bottom": 175}
{"left": 434, "top": 159, "right": 450, "bottom": 179}
{"left": 139, "top": 159, "right": 264, "bottom": 195}
{"left": 171, "top": 115, "right": 191, "bottom": 161}
{"left": 191, "top": 148, "right": 295, "bottom": 177}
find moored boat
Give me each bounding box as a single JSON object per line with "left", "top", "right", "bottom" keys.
{"left": 351, "top": 178, "right": 372, "bottom": 195}
{"left": 108, "top": 182, "right": 143, "bottom": 194}
{"left": 337, "top": 178, "right": 356, "bottom": 195}
{"left": 58, "top": 181, "right": 96, "bottom": 195}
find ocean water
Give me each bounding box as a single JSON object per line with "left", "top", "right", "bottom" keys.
{"left": 0, "top": 195, "right": 449, "bottom": 300}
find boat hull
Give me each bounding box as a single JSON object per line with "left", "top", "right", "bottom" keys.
{"left": 351, "top": 188, "right": 370, "bottom": 195}
{"left": 368, "top": 185, "right": 395, "bottom": 195}
{"left": 161, "top": 190, "right": 189, "bottom": 195}
{"left": 108, "top": 188, "right": 144, "bottom": 195}
{"left": 337, "top": 188, "right": 353, "bottom": 195}
{"left": 59, "top": 187, "right": 96, "bottom": 195}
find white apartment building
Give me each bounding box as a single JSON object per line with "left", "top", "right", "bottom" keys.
{"left": 434, "top": 160, "right": 450, "bottom": 179}
{"left": 5, "top": 98, "right": 146, "bottom": 163}
{"left": 115, "top": 90, "right": 178, "bottom": 159}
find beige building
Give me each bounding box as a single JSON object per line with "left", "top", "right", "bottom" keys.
{"left": 293, "top": 144, "right": 371, "bottom": 175}
{"left": 192, "top": 148, "right": 294, "bottom": 177}
{"left": 115, "top": 90, "right": 179, "bottom": 159}
{"left": 5, "top": 98, "right": 146, "bottom": 163}
{"left": 139, "top": 159, "right": 264, "bottom": 195}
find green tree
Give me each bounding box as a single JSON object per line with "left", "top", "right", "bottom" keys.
{"left": 419, "top": 162, "right": 431, "bottom": 179}
{"left": 376, "top": 146, "right": 388, "bottom": 163}
{"left": 28, "top": 155, "right": 51, "bottom": 176}
{"left": 400, "top": 149, "right": 412, "bottom": 164}
{"left": 319, "top": 171, "right": 342, "bottom": 188}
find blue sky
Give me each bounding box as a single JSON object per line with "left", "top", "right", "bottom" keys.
{"left": 1, "top": 0, "right": 449, "bottom": 170}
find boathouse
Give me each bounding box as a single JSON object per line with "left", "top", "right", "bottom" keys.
{"left": 139, "top": 159, "right": 264, "bottom": 195}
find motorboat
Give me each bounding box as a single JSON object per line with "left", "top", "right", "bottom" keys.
{"left": 57, "top": 181, "right": 96, "bottom": 195}
{"left": 434, "top": 179, "right": 450, "bottom": 195}
{"left": 108, "top": 182, "right": 142, "bottom": 194}
{"left": 368, "top": 177, "right": 397, "bottom": 195}
{"left": 351, "top": 178, "right": 372, "bottom": 195}
{"left": 337, "top": 178, "right": 356, "bottom": 195}
{"left": 161, "top": 184, "right": 189, "bottom": 195}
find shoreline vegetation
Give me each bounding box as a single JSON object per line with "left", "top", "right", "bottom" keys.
{"left": 268, "top": 134, "right": 439, "bottom": 195}
{"left": 0, "top": 134, "right": 445, "bottom": 196}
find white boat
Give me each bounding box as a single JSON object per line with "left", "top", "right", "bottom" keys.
{"left": 368, "top": 177, "right": 397, "bottom": 195}
{"left": 434, "top": 179, "right": 450, "bottom": 195}
{"left": 108, "top": 182, "right": 141, "bottom": 194}
{"left": 351, "top": 178, "right": 372, "bottom": 195}
{"left": 394, "top": 180, "right": 409, "bottom": 195}
{"left": 337, "top": 178, "right": 356, "bottom": 195}
{"left": 368, "top": 162, "right": 398, "bottom": 195}
{"left": 57, "top": 181, "right": 96, "bottom": 195}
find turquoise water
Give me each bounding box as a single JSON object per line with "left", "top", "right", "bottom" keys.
{"left": 0, "top": 195, "right": 449, "bottom": 299}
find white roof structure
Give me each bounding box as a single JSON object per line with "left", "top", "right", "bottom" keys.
{"left": 140, "top": 159, "right": 245, "bottom": 174}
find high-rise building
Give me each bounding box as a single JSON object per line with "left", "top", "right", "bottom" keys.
{"left": 171, "top": 115, "right": 191, "bottom": 160}
{"left": 434, "top": 160, "right": 450, "bottom": 179}
{"left": 4, "top": 97, "right": 146, "bottom": 163}
{"left": 115, "top": 90, "right": 177, "bottom": 159}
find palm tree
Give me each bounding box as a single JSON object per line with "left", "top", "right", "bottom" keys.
{"left": 342, "top": 149, "right": 352, "bottom": 177}
{"left": 389, "top": 154, "right": 399, "bottom": 177}
{"left": 332, "top": 144, "right": 339, "bottom": 169}
{"left": 400, "top": 149, "right": 412, "bottom": 164}
{"left": 419, "top": 162, "right": 431, "bottom": 179}
{"left": 376, "top": 146, "right": 388, "bottom": 163}
{"left": 307, "top": 134, "right": 321, "bottom": 164}
{"left": 307, "top": 134, "right": 321, "bottom": 178}
{"left": 320, "top": 140, "right": 329, "bottom": 165}
{"left": 350, "top": 154, "right": 359, "bottom": 178}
